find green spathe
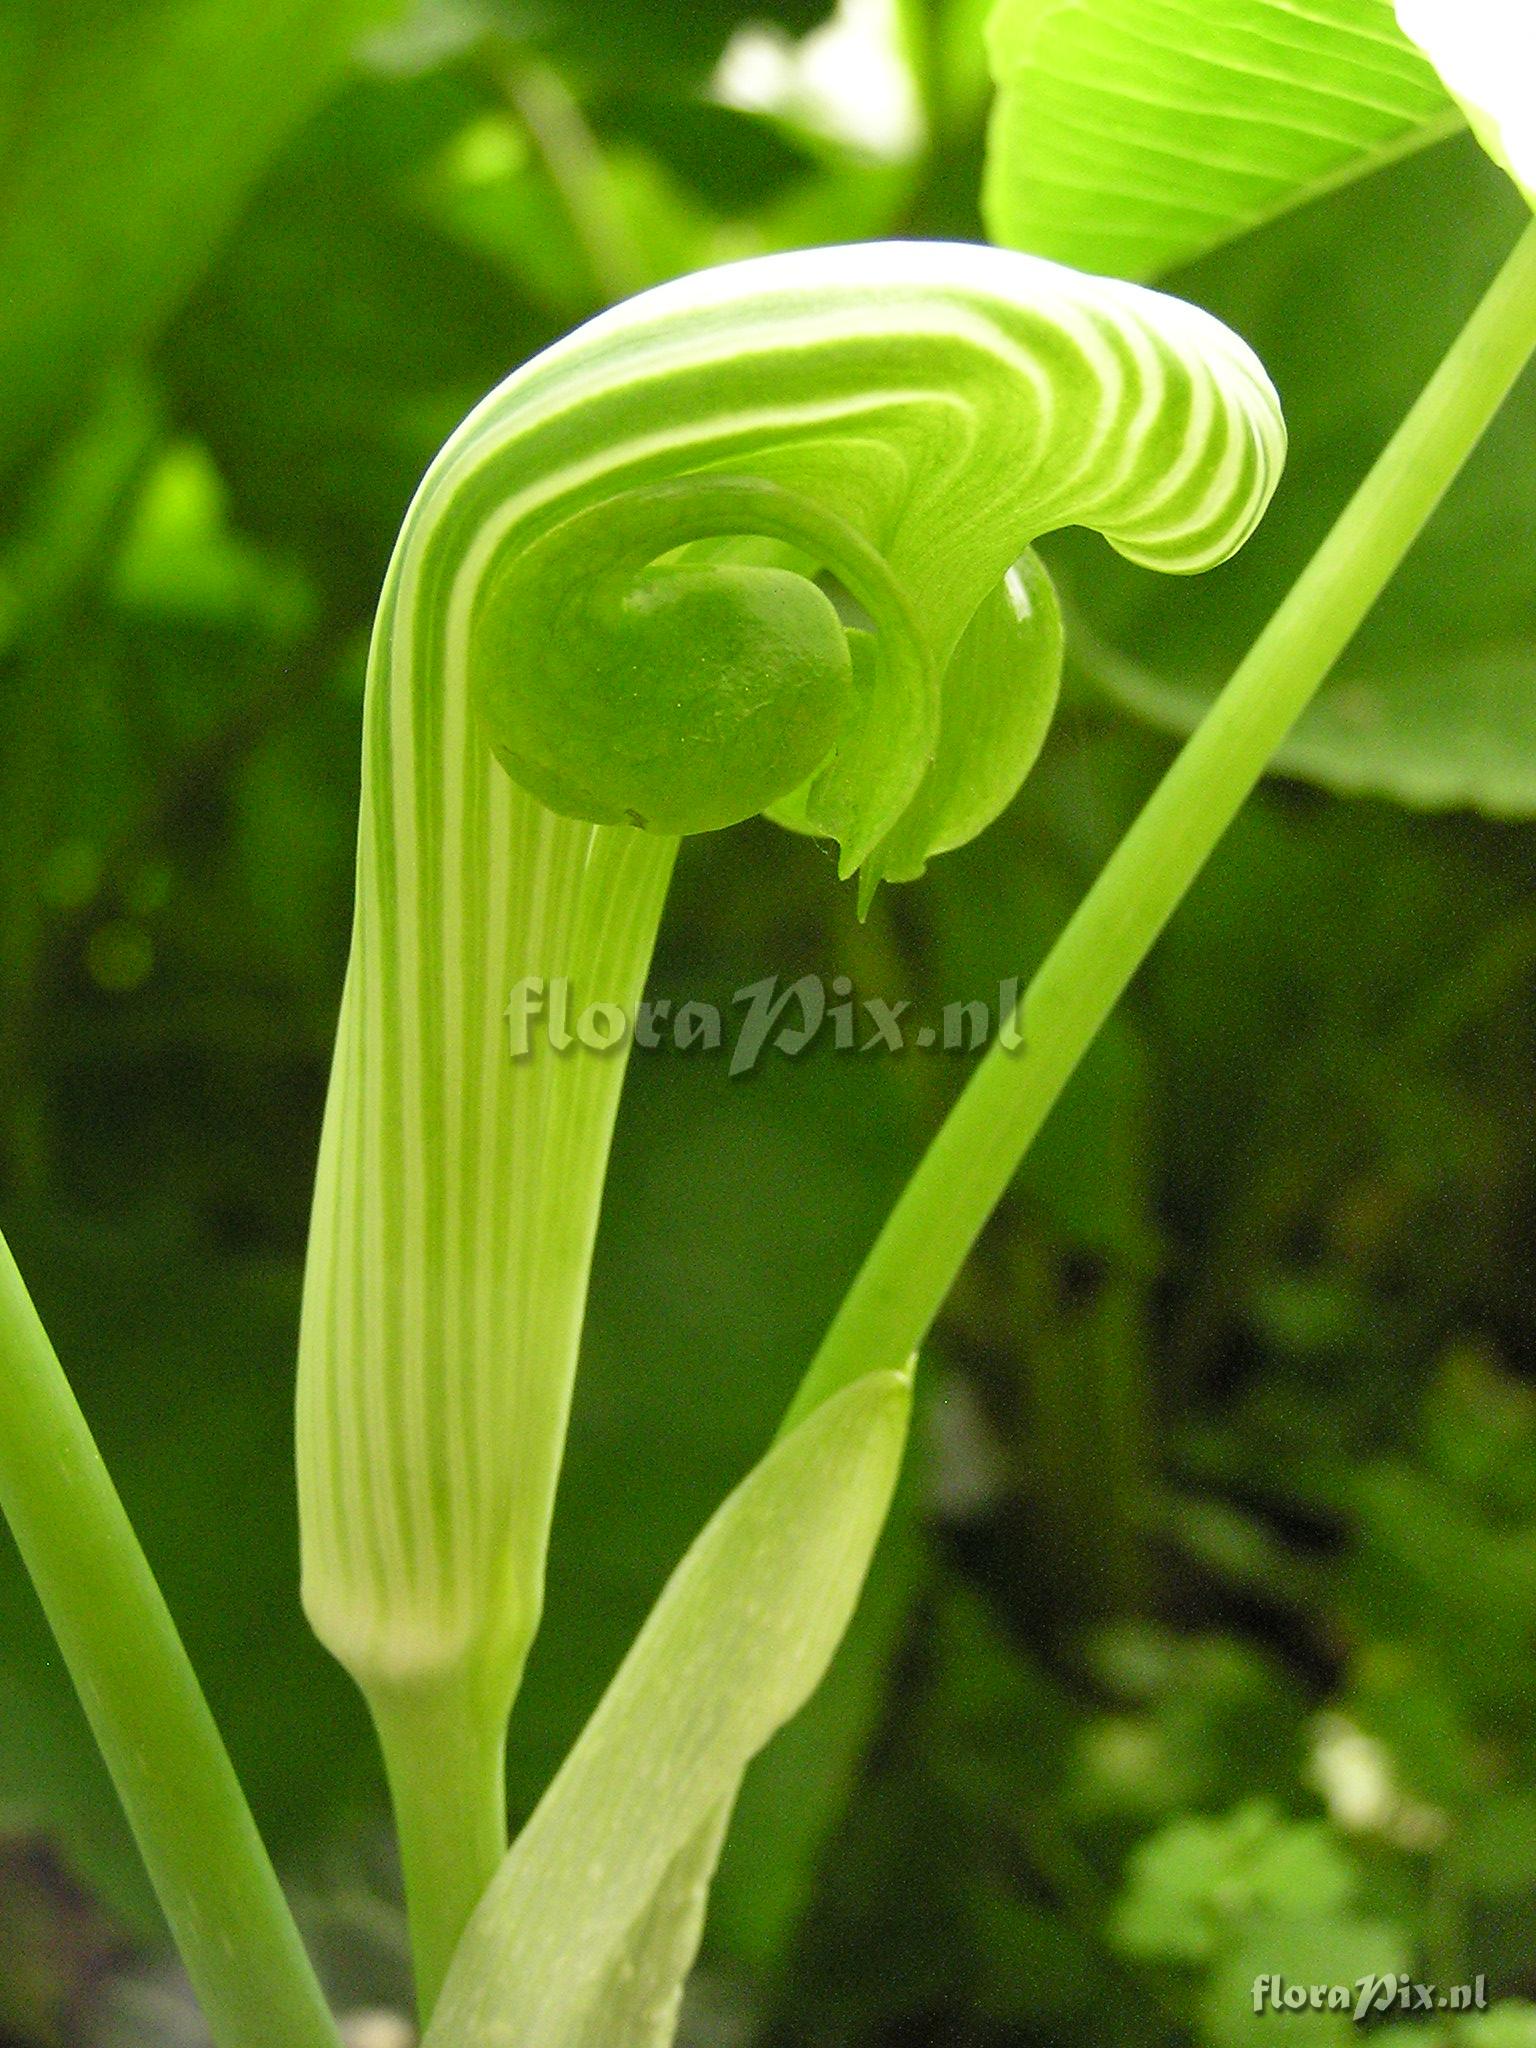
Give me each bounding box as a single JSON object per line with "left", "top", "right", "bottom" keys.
{"left": 445, "top": 241, "right": 1286, "bottom": 880}
{"left": 295, "top": 234, "right": 1285, "bottom": 2006}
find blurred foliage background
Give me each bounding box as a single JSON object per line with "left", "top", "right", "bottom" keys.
{"left": 3, "top": 1, "right": 1536, "bottom": 2043}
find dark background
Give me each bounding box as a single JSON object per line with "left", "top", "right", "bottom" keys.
{"left": 3, "top": 3, "right": 1536, "bottom": 2042}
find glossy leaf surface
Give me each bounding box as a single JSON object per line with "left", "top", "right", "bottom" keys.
{"left": 984, "top": 0, "right": 1456, "bottom": 279}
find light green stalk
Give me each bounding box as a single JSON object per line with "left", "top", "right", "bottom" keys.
{"left": 0, "top": 1231, "right": 340, "bottom": 2048}
{"left": 296, "top": 237, "right": 1284, "bottom": 2013}
{"left": 787, "top": 216, "right": 1536, "bottom": 1432}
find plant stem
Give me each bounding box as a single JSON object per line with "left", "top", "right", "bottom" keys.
{"left": 0, "top": 1228, "right": 342, "bottom": 2048}
{"left": 785, "top": 214, "right": 1536, "bottom": 1432}
{"left": 503, "top": 57, "right": 648, "bottom": 306}
{"left": 372, "top": 1675, "right": 512, "bottom": 2023}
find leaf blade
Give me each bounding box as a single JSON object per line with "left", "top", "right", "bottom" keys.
{"left": 1076, "top": 629, "right": 1536, "bottom": 818}
{"left": 0, "top": 0, "right": 398, "bottom": 484}
{"left": 424, "top": 1365, "right": 914, "bottom": 2048}
{"left": 983, "top": 0, "right": 1458, "bottom": 279}
{"left": 562, "top": 1804, "right": 734, "bottom": 2048}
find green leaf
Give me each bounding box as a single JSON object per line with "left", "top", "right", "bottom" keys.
{"left": 563, "top": 1807, "right": 733, "bottom": 2048}
{"left": 424, "top": 1365, "right": 914, "bottom": 2048}
{"left": 1206, "top": 1916, "right": 1410, "bottom": 2048}
{"left": 1076, "top": 621, "right": 1536, "bottom": 816}
{"left": 1456, "top": 2006, "right": 1536, "bottom": 2048}
{"left": 0, "top": 0, "right": 401, "bottom": 486}
{"left": 983, "top": 0, "right": 1458, "bottom": 280}
{"left": 1113, "top": 1801, "right": 1357, "bottom": 1964}
{"left": 1395, "top": 1, "right": 1536, "bottom": 203}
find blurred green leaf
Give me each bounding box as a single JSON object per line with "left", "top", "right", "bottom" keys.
{"left": 1205, "top": 1916, "right": 1410, "bottom": 2048}
{"left": 1077, "top": 1632, "right": 1308, "bottom": 1825}
{"left": 364, "top": 0, "right": 841, "bottom": 85}
{"left": 112, "top": 443, "right": 315, "bottom": 635}
{"left": 1449, "top": 1790, "right": 1536, "bottom": 1901}
{"left": 0, "top": 0, "right": 405, "bottom": 487}
{"left": 1456, "top": 2006, "right": 1536, "bottom": 2048}
{"left": 1349, "top": 1465, "right": 1536, "bottom": 1724}
{"left": 1113, "top": 1802, "right": 1357, "bottom": 1965}
{"left": 161, "top": 69, "right": 543, "bottom": 600}
{"left": 970, "top": 1877, "right": 1103, "bottom": 2032}
{"left": 1080, "top": 632, "right": 1536, "bottom": 818}
{"left": 0, "top": 371, "right": 157, "bottom": 659}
